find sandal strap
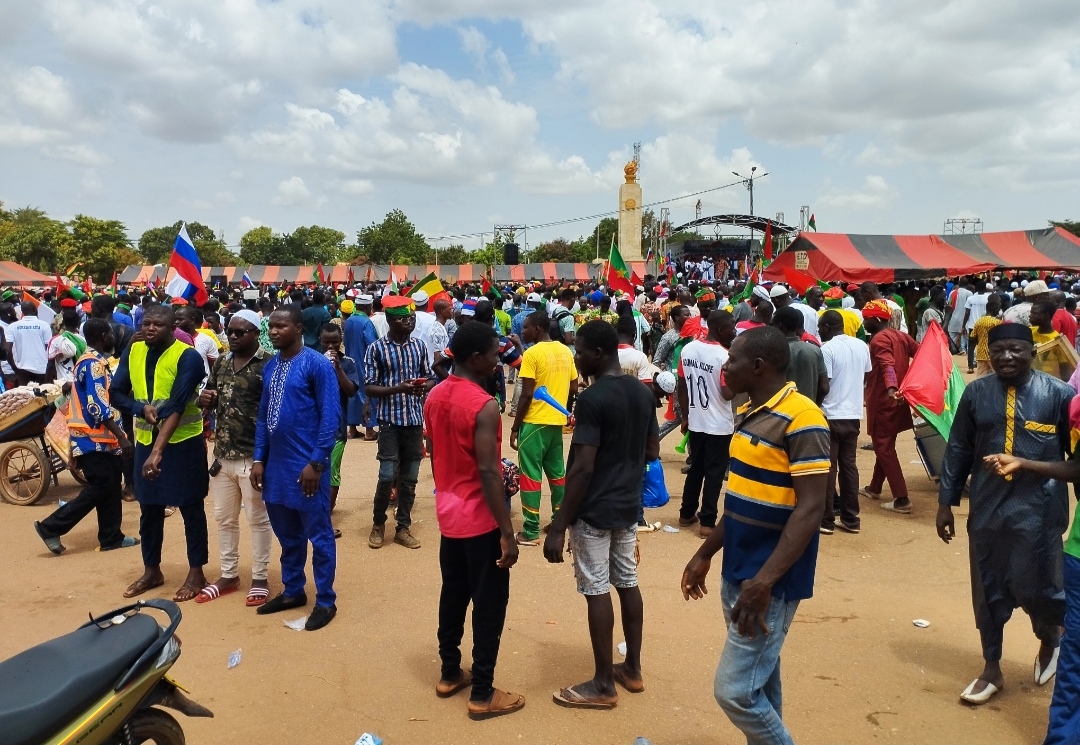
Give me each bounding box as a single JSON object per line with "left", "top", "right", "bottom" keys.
{"left": 247, "top": 587, "right": 269, "bottom": 598}
{"left": 199, "top": 584, "right": 221, "bottom": 600}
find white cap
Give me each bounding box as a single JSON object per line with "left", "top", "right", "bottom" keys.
{"left": 655, "top": 371, "right": 677, "bottom": 394}
{"left": 769, "top": 284, "right": 790, "bottom": 298}
{"left": 1025, "top": 280, "right": 1049, "bottom": 295}
{"left": 412, "top": 290, "right": 429, "bottom": 305}
{"left": 985, "top": 283, "right": 994, "bottom": 290}
{"left": 1011, "top": 281, "right": 1019, "bottom": 289}
{"left": 345, "top": 289, "right": 359, "bottom": 299}
{"left": 527, "top": 292, "right": 542, "bottom": 303}
{"left": 1021, "top": 279, "right": 1029, "bottom": 287}
{"left": 752, "top": 285, "right": 772, "bottom": 302}
{"left": 357, "top": 293, "right": 373, "bottom": 304}
{"left": 230, "top": 309, "right": 261, "bottom": 329}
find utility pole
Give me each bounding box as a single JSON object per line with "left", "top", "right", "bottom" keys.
{"left": 732, "top": 166, "right": 768, "bottom": 215}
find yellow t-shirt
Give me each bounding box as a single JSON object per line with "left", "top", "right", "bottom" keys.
{"left": 1032, "top": 327, "right": 1060, "bottom": 346}
{"left": 818, "top": 307, "right": 863, "bottom": 338}
{"left": 972, "top": 316, "right": 1001, "bottom": 361}
{"left": 520, "top": 341, "right": 577, "bottom": 426}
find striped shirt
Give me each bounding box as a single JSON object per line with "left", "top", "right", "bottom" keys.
{"left": 722, "top": 383, "right": 831, "bottom": 601}
{"left": 364, "top": 336, "right": 430, "bottom": 426}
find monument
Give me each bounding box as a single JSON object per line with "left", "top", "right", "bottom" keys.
{"left": 618, "top": 160, "right": 643, "bottom": 261}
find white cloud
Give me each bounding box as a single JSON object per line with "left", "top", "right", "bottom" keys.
{"left": 78, "top": 169, "right": 103, "bottom": 198}
{"left": 270, "top": 176, "right": 326, "bottom": 208}
{"left": 818, "top": 175, "right": 895, "bottom": 210}
{"left": 41, "top": 144, "right": 110, "bottom": 167}
{"left": 0, "top": 122, "right": 66, "bottom": 147}
{"left": 237, "top": 216, "right": 266, "bottom": 234}
{"left": 340, "top": 179, "right": 376, "bottom": 196}
{"left": 10, "top": 66, "right": 79, "bottom": 124}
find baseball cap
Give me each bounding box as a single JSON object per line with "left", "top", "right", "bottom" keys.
{"left": 527, "top": 292, "right": 542, "bottom": 303}
{"left": 1024, "top": 280, "right": 1049, "bottom": 295}
{"left": 412, "top": 290, "right": 429, "bottom": 305}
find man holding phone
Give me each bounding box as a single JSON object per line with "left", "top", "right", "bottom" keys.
{"left": 364, "top": 295, "right": 433, "bottom": 550}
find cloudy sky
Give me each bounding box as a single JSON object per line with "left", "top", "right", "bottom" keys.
{"left": 1, "top": 0, "right": 1079, "bottom": 252}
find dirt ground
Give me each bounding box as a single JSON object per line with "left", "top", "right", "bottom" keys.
{"left": 0, "top": 405, "right": 1067, "bottom": 745}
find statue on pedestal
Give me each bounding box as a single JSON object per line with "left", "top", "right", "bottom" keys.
{"left": 618, "top": 161, "right": 644, "bottom": 261}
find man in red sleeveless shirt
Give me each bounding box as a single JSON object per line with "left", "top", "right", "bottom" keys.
{"left": 424, "top": 321, "right": 524, "bottom": 720}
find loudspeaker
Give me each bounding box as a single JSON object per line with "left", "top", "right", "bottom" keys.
{"left": 504, "top": 242, "right": 519, "bottom": 265}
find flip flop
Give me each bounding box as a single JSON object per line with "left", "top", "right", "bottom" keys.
{"left": 515, "top": 532, "right": 538, "bottom": 546}
{"left": 246, "top": 587, "right": 270, "bottom": 607}
{"left": 195, "top": 583, "right": 239, "bottom": 604}
{"left": 552, "top": 686, "right": 617, "bottom": 710}
{"left": 612, "top": 664, "right": 644, "bottom": 693}
{"left": 436, "top": 669, "right": 473, "bottom": 698}
{"left": 859, "top": 487, "right": 881, "bottom": 500}
{"left": 1035, "top": 647, "right": 1059, "bottom": 686}
{"left": 960, "top": 679, "right": 1001, "bottom": 705}
{"left": 880, "top": 500, "right": 912, "bottom": 514}
{"left": 174, "top": 582, "right": 207, "bottom": 603}
{"left": 98, "top": 536, "right": 140, "bottom": 552}
{"left": 123, "top": 576, "right": 165, "bottom": 598}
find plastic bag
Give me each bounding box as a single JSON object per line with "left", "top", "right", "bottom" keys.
{"left": 642, "top": 458, "right": 669, "bottom": 508}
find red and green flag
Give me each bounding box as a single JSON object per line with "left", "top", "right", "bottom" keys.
{"left": 110, "top": 271, "right": 117, "bottom": 297}
{"left": 313, "top": 263, "right": 326, "bottom": 285}
{"left": 481, "top": 267, "right": 501, "bottom": 299}
{"left": 898, "top": 320, "right": 965, "bottom": 440}
{"left": 808, "top": 213, "right": 817, "bottom": 231}
{"left": 606, "top": 243, "right": 641, "bottom": 297}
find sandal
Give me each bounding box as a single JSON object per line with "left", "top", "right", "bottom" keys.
{"left": 195, "top": 583, "right": 239, "bottom": 604}
{"left": 246, "top": 586, "right": 270, "bottom": 607}
{"left": 174, "top": 582, "right": 207, "bottom": 603}
{"left": 613, "top": 663, "right": 644, "bottom": 693}
{"left": 515, "top": 532, "right": 538, "bottom": 546}
{"left": 552, "top": 685, "right": 617, "bottom": 710}
{"left": 123, "top": 575, "right": 165, "bottom": 598}
{"left": 436, "top": 669, "right": 473, "bottom": 698}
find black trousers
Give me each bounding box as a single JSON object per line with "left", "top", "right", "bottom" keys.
{"left": 38, "top": 451, "right": 125, "bottom": 548}
{"left": 824, "top": 419, "right": 861, "bottom": 529}
{"left": 680, "top": 431, "right": 732, "bottom": 528}
{"left": 140, "top": 502, "right": 208, "bottom": 568}
{"left": 438, "top": 529, "right": 510, "bottom": 702}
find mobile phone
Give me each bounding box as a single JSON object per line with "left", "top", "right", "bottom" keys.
{"left": 208, "top": 459, "right": 222, "bottom": 477}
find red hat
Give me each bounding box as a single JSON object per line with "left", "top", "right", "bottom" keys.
{"left": 59, "top": 298, "right": 78, "bottom": 308}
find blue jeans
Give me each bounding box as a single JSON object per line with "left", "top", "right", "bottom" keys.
{"left": 1045, "top": 552, "right": 1080, "bottom": 745}
{"left": 714, "top": 580, "right": 800, "bottom": 745}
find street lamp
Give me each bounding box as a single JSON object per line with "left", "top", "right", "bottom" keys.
{"left": 732, "top": 166, "right": 768, "bottom": 215}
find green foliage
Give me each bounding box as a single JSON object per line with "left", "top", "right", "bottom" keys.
{"left": 356, "top": 209, "right": 431, "bottom": 265}
{"left": 0, "top": 207, "right": 71, "bottom": 271}
{"left": 588, "top": 217, "right": 618, "bottom": 259}
{"left": 139, "top": 221, "right": 236, "bottom": 266}
{"left": 239, "top": 225, "right": 345, "bottom": 265}
{"left": 434, "top": 244, "right": 469, "bottom": 265}
{"left": 1051, "top": 220, "right": 1080, "bottom": 237}
{"left": 530, "top": 238, "right": 579, "bottom": 263}
{"left": 64, "top": 215, "right": 133, "bottom": 282}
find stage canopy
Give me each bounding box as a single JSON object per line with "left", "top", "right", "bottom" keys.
{"left": 0, "top": 261, "right": 53, "bottom": 287}
{"left": 118, "top": 262, "right": 651, "bottom": 286}
{"left": 763, "top": 227, "right": 1080, "bottom": 284}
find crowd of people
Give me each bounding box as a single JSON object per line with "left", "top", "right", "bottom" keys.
{"left": 12, "top": 267, "right": 1080, "bottom": 742}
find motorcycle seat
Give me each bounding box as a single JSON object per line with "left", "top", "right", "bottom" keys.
{"left": 0, "top": 613, "right": 161, "bottom": 745}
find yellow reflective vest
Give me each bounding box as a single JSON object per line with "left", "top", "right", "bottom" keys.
{"left": 129, "top": 341, "right": 203, "bottom": 446}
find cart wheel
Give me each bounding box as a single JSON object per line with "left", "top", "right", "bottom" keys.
{"left": 0, "top": 442, "right": 49, "bottom": 505}
{"left": 70, "top": 466, "right": 88, "bottom": 486}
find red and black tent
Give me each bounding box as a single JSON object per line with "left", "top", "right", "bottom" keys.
{"left": 763, "top": 227, "right": 1080, "bottom": 284}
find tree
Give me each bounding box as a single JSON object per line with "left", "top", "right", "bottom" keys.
{"left": 468, "top": 235, "right": 508, "bottom": 267}
{"left": 239, "top": 226, "right": 279, "bottom": 265}
{"left": 355, "top": 209, "right": 431, "bottom": 265}
{"left": 288, "top": 225, "right": 347, "bottom": 265}
{"left": 530, "top": 238, "right": 578, "bottom": 263}
{"left": 1051, "top": 220, "right": 1080, "bottom": 237}
{"left": 0, "top": 207, "right": 71, "bottom": 272}
{"left": 434, "top": 244, "right": 469, "bottom": 265}
{"left": 139, "top": 221, "right": 236, "bottom": 266}
{"left": 64, "top": 214, "right": 133, "bottom": 282}
{"left": 587, "top": 217, "right": 619, "bottom": 260}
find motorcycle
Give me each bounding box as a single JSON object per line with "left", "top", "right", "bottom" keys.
{"left": 0, "top": 598, "right": 212, "bottom": 745}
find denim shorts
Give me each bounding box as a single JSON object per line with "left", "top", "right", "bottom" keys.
{"left": 569, "top": 522, "right": 638, "bottom": 595}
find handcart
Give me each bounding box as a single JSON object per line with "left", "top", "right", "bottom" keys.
{"left": 0, "top": 395, "right": 85, "bottom": 506}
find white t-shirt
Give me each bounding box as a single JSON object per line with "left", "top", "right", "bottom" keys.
{"left": 963, "top": 293, "right": 989, "bottom": 331}
{"left": 678, "top": 339, "right": 734, "bottom": 435}
{"left": 618, "top": 345, "right": 653, "bottom": 382}
{"left": 792, "top": 301, "right": 822, "bottom": 340}
{"left": 0, "top": 320, "right": 14, "bottom": 375}
{"left": 820, "top": 334, "right": 872, "bottom": 421}
{"left": 192, "top": 332, "right": 219, "bottom": 378}
{"left": 371, "top": 312, "right": 389, "bottom": 338}
{"left": 11, "top": 316, "right": 52, "bottom": 374}
{"left": 411, "top": 310, "right": 448, "bottom": 366}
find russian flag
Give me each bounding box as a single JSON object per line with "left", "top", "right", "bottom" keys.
{"left": 241, "top": 271, "right": 254, "bottom": 288}
{"left": 165, "top": 224, "right": 208, "bottom": 306}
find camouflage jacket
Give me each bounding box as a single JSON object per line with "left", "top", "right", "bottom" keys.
{"left": 210, "top": 348, "right": 269, "bottom": 460}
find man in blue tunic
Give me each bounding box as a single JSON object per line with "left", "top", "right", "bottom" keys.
{"left": 938, "top": 322, "right": 1070, "bottom": 704}
{"left": 251, "top": 305, "right": 341, "bottom": 631}
{"left": 345, "top": 293, "right": 379, "bottom": 441}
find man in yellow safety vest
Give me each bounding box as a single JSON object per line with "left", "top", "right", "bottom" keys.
{"left": 111, "top": 304, "right": 210, "bottom": 602}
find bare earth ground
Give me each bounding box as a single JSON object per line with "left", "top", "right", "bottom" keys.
{"left": 0, "top": 402, "right": 1068, "bottom": 744}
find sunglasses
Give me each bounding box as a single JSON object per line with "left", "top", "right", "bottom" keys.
{"left": 226, "top": 327, "right": 256, "bottom": 337}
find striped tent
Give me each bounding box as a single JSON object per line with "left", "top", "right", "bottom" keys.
{"left": 0, "top": 262, "right": 55, "bottom": 287}
{"left": 763, "top": 227, "right": 1080, "bottom": 284}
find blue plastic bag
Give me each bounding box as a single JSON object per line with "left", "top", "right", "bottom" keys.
{"left": 642, "top": 458, "right": 669, "bottom": 508}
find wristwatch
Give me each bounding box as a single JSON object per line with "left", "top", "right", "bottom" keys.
{"left": 308, "top": 461, "right": 325, "bottom": 472}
